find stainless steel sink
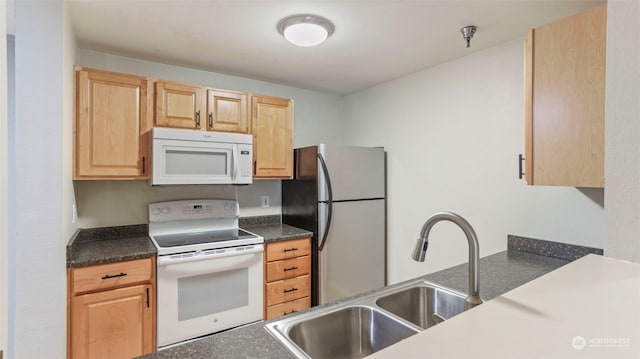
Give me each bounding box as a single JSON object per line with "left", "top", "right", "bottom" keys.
{"left": 287, "top": 306, "right": 418, "bottom": 359}
{"left": 375, "top": 284, "right": 467, "bottom": 329}
{"left": 265, "top": 280, "right": 477, "bottom": 358}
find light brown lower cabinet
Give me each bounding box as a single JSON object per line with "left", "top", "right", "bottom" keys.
{"left": 264, "top": 238, "right": 312, "bottom": 320}
{"left": 68, "top": 258, "right": 155, "bottom": 359}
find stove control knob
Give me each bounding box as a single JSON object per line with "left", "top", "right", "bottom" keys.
{"left": 162, "top": 206, "right": 171, "bottom": 214}
{"left": 151, "top": 207, "right": 161, "bottom": 215}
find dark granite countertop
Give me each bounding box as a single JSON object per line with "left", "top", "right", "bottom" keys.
{"left": 239, "top": 216, "right": 313, "bottom": 243}
{"left": 66, "top": 216, "right": 312, "bottom": 267}
{"left": 66, "top": 224, "right": 156, "bottom": 268}
{"left": 243, "top": 223, "right": 313, "bottom": 244}
{"left": 140, "top": 248, "right": 570, "bottom": 359}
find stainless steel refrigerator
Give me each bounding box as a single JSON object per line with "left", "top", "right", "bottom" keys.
{"left": 282, "top": 144, "right": 386, "bottom": 305}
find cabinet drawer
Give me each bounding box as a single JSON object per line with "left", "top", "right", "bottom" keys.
{"left": 266, "top": 255, "right": 310, "bottom": 282}
{"left": 265, "top": 275, "right": 311, "bottom": 306}
{"left": 265, "top": 296, "right": 311, "bottom": 320}
{"left": 72, "top": 258, "right": 153, "bottom": 294}
{"left": 266, "top": 238, "right": 311, "bottom": 262}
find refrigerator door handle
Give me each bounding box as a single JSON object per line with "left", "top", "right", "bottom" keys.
{"left": 318, "top": 153, "right": 333, "bottom": 252}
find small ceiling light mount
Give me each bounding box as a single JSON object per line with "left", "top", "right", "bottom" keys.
{"left": 460, "top": 25, "right": 477, "bottom": 48}
{"left": 277, "top": 14, "right": 335, "bottom": 47}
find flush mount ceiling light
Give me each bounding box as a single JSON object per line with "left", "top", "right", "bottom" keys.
{"left": 277, "top": 14, "right": 335, "bottom": 47}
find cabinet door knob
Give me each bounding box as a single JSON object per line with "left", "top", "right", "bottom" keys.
{"left": 209, "top": 112, "right": 214, "bottom": 129}
{"left": 196, "top": 110, "right": 201, "bottom": 127}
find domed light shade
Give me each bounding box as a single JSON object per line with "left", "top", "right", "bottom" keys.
{"left": 277, "top": 14, "right": 335, "bottom": 47}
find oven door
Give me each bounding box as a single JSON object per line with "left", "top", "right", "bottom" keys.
{"left": 152, "top": 138, "right": 236, "bottom": 185}
{"left": 156, "top": 244, "right": 264, "bottom": 348}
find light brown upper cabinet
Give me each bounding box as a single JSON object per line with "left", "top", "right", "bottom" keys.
{"left": 155, "top": 81, "right": 250, "bottom": 134}
{"left": 155, "top": 80, "right": 204, "bottom": 129}
{"left": 207, "top": 89, "right": 249, "bottom": 133}
{"left": 74, "top": 67, "right": 152, "bottom": 179}
{"left": 251, "top": 95, "right": 294, "bottom": 178}
{"left": 524, "top": 4, "right": 606, "bottom": 187}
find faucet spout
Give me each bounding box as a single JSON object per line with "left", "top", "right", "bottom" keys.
{"left": 412, "top": 212, "right": 482, "bottom": 307}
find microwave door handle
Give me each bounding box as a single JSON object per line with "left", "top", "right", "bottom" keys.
{"left": 233, "top": 146, "right": 239, "bottom": 181}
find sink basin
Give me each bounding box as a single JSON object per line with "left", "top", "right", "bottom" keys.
{"left": 265, "top": 280, "right": 476, "bottom": 358}
{"left": 376, "top": 284, "right": 467, "bottom": 329}
{"left": 287, "top": 306, "right": 418, "bottom": 359}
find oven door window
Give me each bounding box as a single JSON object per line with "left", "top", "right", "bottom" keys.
{"left": 177, "top": 268, "right": 249, "bottom": 321}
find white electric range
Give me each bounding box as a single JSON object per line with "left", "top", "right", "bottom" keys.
{"left": 148, "top": 199, "right": 264, "bottom": 349}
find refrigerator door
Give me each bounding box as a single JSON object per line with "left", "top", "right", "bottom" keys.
{"left": 318, "top": 199, "right": 386, "bottom": 304}
{"left": 318, "top": 144, "right": 385, "bottom": 202}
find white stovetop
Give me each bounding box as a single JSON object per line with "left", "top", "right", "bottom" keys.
{"left": 372, "top": 254, "right": 640, "bottom": 358}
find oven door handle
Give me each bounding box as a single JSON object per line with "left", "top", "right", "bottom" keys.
{"left": 158, "top": 245, "right": 263, "bottom": 267}
{"left": 159, "top": 248, "right": 263, "bottom": 277}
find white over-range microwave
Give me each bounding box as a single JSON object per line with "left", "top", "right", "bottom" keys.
{"left": 151, "top": 127, "right": 253, "bottom": 185}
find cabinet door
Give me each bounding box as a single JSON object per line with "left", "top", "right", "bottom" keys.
{"left": 155, "top": 81, "right": 204, "bottom": 129}
{"left": 75, "top": 69, "right": 152, "bottom": 179}
{"left": 525, "top": 4, "right": 606, "bottom": 187}
{"left": 71, "top": 284, "right": 153, "bottom": 359}
{"left": 207, "top": 89, "right": 249, "bottom": 133}
{"left": 251, "top": 96, "right": 294, "bottom": 178}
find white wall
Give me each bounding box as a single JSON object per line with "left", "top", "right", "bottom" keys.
{"left": 0, "top": 1, "right": 8, "bottom": 354}
{"left": 4, "top": 32, "right": 13, "bottom": 359}
{"left": 604, "top": 0, "right": 640, "bottom": 262}
{"left": 12, "top": 1, "right": 74, "bottom": 357}
{"left": 62, "top": 2, "right": 78, "bottom": 240}
{"left": 74, "top": 50, "right": 344, "bottom": 227}
{"left": 344, "top": 39, "right": 605, "bottom": 284}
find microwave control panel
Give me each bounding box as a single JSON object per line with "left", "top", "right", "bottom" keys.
{"left": 237, "top": 143, "right": 253, "bottom": 183}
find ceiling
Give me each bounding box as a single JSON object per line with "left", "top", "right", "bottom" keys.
{"left": 66, "top": 0, "right": 604, "bottom": 95}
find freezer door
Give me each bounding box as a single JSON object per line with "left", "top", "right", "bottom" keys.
{"left": 318, "top": 199, "right": 386, "bottom": 304}
{"left": 318, "top": 144, "right": 385, "bottom": 201}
